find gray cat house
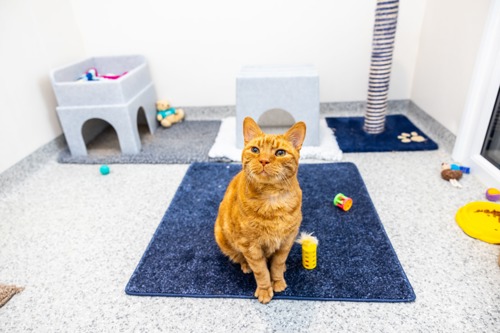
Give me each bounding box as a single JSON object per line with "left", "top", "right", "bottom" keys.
{"left": 236, "top": 65, "right": 320, "bottom": 148}
{"left": 50, "top": 55, "right": 158, "bottom": 157}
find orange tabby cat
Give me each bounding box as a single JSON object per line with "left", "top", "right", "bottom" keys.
{"left": 214, "top": 117, "right": 306, "bottom": 304}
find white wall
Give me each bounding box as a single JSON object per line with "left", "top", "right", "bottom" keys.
{"left": 70, "top": 0, "right": 426, "bottom": 106}
{"left": 0, "top": 0, "right": 85, "bottom": 174}
{"left": 0, "top": 0, "right": 490, "bottom": 175}
{"left": 411, "top": 0, "right": 491, "bottom": 135}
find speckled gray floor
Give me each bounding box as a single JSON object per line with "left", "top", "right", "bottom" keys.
{"left": 1, "top": 102, "right": 499, "bottom": 332}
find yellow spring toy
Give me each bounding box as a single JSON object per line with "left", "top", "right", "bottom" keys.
{"left": 296, "top": 232, "right": 319, "bottom": 270}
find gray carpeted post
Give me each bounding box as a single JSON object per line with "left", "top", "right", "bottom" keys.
{"left": 363, "top": 0, "right": 399, "bottom": 134}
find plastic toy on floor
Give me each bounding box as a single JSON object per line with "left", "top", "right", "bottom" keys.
{"left": 486, "top": 188, "right": 500, "bottom": 201}
{"left": 99, "top": 165, "right": 110, "bottom": 175}
{"left": 441, "top": 163, "right": 463, "bottom": 188}
{"left": 156, "top": 100, "right": 185, "bottom": 128}
{"left": 450, "top": 163, "right": 470, "bottom": 174}
{"left": 296, "top": 232, "right": 318, "bottom": 270}
{"left": 333, "top": 193, "right": 353, "bottom": 211}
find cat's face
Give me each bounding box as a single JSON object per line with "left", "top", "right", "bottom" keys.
{"left": 241, "top": 117, "right": 306, "bottom": 184}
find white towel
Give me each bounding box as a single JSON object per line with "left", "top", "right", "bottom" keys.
{"left": 208, "top": 117, "right": 343, "bottom": 162}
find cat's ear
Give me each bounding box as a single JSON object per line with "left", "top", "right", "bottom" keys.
{"left": 243, "top": 117, "right": 263, "bottom": 145}
{"left": 285, "top": 121, "right": 306, "bottom": 150}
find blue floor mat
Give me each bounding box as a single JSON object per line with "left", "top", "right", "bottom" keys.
{"left": 326, "top": 115, "right": 438, "bottom": 152}
{"left": 126, "top": 162, "right": 415, "bottom": 302}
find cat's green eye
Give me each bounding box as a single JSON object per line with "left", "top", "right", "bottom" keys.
{"left": 275, "top": 149, "right": 286, "bottom": 157}
{"left": 251, "top": 147, "right": 260, "bottom": 154}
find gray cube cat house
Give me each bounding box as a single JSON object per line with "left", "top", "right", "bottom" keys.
{"left": 50, "top": 55, "right": 158, "bottom": 157}
{"left": 236, "top": 65, "right": 320, "bottom": 148}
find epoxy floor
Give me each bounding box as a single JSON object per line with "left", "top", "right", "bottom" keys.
{"left": 1, "top": 114, "right": 499, "bottom": 332}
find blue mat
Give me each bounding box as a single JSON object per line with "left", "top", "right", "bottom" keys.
{"left": 326, "top": 115, "right": 438, "bottom": 152}
{"left": 125, "top": 162, "right": 415, "bottom": 302}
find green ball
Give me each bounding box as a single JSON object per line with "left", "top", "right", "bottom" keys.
{"left": 100, "top": 165, "right": 110, "bottom": 175}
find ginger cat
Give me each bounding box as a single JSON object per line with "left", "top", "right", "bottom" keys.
{"left": 214, "top": 117, "right": 306, "bottom": 304}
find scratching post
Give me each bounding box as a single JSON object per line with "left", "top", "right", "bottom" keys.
{"left": 363, "top": 0, "right": 399, "bottom": 134}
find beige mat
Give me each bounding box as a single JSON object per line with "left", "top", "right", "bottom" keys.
{"left": 0, "top": 284, "right": 24, "bottom": 308}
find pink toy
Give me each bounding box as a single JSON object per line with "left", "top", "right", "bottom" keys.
{"left": 78, "top": 68, "right": 127, "bottom": 81}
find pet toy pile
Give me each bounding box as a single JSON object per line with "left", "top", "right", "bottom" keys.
{"left": 76, "top": 67, "right": 128, "bottom": 81}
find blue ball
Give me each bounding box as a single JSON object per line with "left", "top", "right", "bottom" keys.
{"left": 100, "top": 165, "right": 110, "bottom": 175}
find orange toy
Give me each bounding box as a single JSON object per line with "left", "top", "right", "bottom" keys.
{"left": 334, "top": 193, "right": 353, "bottom": 211}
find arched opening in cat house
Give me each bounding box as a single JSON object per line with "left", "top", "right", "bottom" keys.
{"left": 80, "top": 107, "right": 150, "bottom": 156}
{"left": 81, "top": 118, "right": 120, "bottom": 156}
{"left": 257, "top": 109, "right": 296, "bottom": 134}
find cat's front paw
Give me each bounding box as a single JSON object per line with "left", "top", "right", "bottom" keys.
{"left": 254, "top": 286, "right": 274, "bottom": 304}
{"left": 272, "top": 279, "right": 287, "bottom": 293}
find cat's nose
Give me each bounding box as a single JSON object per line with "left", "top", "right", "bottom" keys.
{"left": 260, "top": 159, "right": 270, "bottom": 166}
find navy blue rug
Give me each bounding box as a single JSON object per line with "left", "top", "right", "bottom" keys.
{"left": 125, "top": 162, "right": 415, "bottom": 302}
{"left": 326, "top": 115, "right": 438, "bottom": 153}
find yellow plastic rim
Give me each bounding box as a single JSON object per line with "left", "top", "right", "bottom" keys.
{"left": 455, "top": 201, "right": 500, "bottom": 244}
